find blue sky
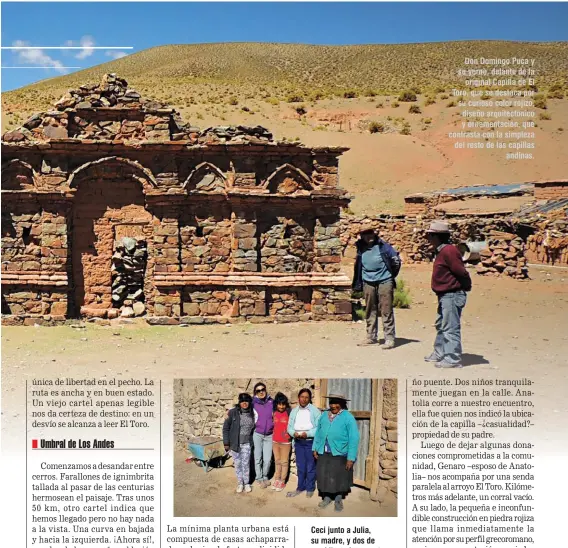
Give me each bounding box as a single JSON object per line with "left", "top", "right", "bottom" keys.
{"left": 2, "top": 1, "right": 567, "bottom": 91}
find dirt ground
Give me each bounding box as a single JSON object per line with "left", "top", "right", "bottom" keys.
{"left": 2, "top": 264, "right": 566, "bottom": 377}
{"left": 2, "top": 263, "right": 567, "bottom": 514}
{"left": 2, "top": 264, "right": 566, "bottom": 426}
{"left": 172, "top": 451, "right": 396, "bottom": 518}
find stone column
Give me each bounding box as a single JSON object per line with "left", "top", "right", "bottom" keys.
{"left": 231, "top": 212, "right": 258, "bottom": 272}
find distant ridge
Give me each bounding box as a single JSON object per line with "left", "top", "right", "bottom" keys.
{"left": 8, "top": 41, "right": 568, "bottom": 94}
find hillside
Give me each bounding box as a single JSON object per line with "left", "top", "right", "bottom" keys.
{"left": 2, "top": 41, "right": 567, "bottom": 214}
{"left": 4, "top": 41, "right": 568, "bottom": 106}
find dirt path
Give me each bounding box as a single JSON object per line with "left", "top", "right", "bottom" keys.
{"left": 173, "top": 451, "right": 396, "bottom": 518}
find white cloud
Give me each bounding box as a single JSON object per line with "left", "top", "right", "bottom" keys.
{"left": 12, "top": 40, "right": 67, "bottom": 73}
{"left": 105, "top": 51, "right": 129, "bottom": 60}
{"left": 75, "top": 35, "right": 95, "bottom": 60}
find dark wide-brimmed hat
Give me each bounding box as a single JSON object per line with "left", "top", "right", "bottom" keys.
{"left": 324, "top": 393, "right": 351, "bottom": 401}
{"left": 426, "top": 220, "right": 451, "bottom": 234}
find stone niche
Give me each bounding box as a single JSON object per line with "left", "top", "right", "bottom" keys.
{"left": 1, "top": 74, "right": 352, "bottom": 324}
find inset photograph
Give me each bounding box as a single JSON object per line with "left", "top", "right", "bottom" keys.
{"left": 173, "top": 378, "right": 397, "bottom": 517}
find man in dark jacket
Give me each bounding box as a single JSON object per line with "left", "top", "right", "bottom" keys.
{"left": 425, "top": 221, "right": 472, "bottom": 368}
{"left": 352, "top": 225, "right": 402, "bottom": 348}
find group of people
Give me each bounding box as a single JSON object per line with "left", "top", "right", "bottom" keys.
{"left": 353, "top": 220, "right": 472, "bottom": 368}
{"left": 222, "top": 382, "right": 360, "bottom": 512}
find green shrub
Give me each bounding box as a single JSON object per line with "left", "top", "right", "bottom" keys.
{"left": 295, "top": 105, "right": 307, "bottom": 116}
{"left": 394, "top": 279, "right": 412, "bottom": 308}
{"left": 446, "top": 100, "right": 457, "bottom": 108}
{"left": 534, "top": 94, "right": 547, "bottom": 109}
{"left": 400, "top": 123, "right": 412, "bottom": 135}
{"left": 228, "top": 96, "right": 238, "bottom": 105}
{"left": 392, "top": 101, "right": 400, "bottom": 108}
{"left": 265, "top": 97, "right": 279, "bottom": 106}
{"left": 343, "top": 90, "right": 358, "bottom": 99}
{"left": 539, "top": 112, "right": 551, "bottom": 121}
{"left": 354, "top": 307, "right": 365, "bottom": 321}
{"left": 548, "top": 83, "right": 564, "bottom": 99}
{"left": 364, "top": 89, "right": 377, "bottom": 97}
{"left": 286, "top": 93, "right": 304, "bottom": 103}
{"left": 440, "top": 94, "right": 449, "bottom": 100}
{"left": 368, "top": 120, "right": 385, "bottom": 133}
{"left": 353, "top": 279, "right": 411, "bottom": 315}
{"left": 309, "top": 90, "right": 325, "bottom": 101}
{"left": 548, "top": 89, "right": 564, "bottom": 99}
{"left": 376, "top": 102, "right": 384, "bottom": 108}
{"left": 424, "top": 97, "right": 436, "bottom": 106}
{"left": 409, "top": 104, "right": 421, "bottom": 114}
{"left": 399, "top": 90, "right": 417, "bottom": 102}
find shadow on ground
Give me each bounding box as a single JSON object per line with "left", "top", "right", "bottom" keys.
{"left": 462, "top": 354, "right": 490, "bottom": 367}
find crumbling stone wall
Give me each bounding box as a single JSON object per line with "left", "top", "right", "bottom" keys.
{"left": 533, "top": 180, "right": 568, "bottom": 200}
{"left": 476, "top": 236, "right": 528, "bottom": 277}
{"left": 341, "top": 214, "right": 530, "bottom": 278}
{"left": 1, "top": 74, "right": 351, "bottom": 325}
{"left": 179, "top": 213, "right": 232, "bottom": 273}
{"left": 259, "top": 216, "right": 315, "bottom": 273}
{"left": 377, "top": 379, "right": 398, "bottom": 502}
{"left": 1, "top": 199, "right": 70, "bottom": 323}
{"left": 314, "top": 217, "right": 343, "bottom": 273}
{"left": 173, "top": 377, "right": 397, "bottom": 499}
{"left": 525, "top": 213, "right": 568, "bottom": 266}
{"left": 173, "top": 378, "right": 316, "bottom": 449}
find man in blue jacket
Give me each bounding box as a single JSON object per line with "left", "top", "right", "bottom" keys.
{"left": 352, "top": 225, "right": 402, "bottom": 348}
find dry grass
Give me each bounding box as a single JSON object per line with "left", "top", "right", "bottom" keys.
{"left": 3, "top": 41, "right": 567, "bottom": 121}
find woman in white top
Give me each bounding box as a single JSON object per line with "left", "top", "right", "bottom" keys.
{"left": 286, "top": 388, "right": 322, "bottom": 498}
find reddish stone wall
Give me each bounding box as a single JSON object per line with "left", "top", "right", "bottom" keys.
{"left": 533, "top": 181, "right": 568, "bottom": 200}
{"left": 1, "top": 76, "right": 351, "bottom": 325}
{"left": 1, "top": 208, "right": 68, "bottom": 273}
{"left": 146, "top": 282, "right": 351, "bottom": 325}
{"left": 2, "top": 288, "right": 67, "bottom": 324}
{"left": 72, "top": 177, "right": 154, "bottom": 316}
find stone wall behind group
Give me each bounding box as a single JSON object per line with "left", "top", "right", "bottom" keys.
{"left": 173, "top": 378, "right": 398, "bottom": 501}
{"left": 378, "top": 379, "right": 398, "bottom": 503}
{"left": 173, "top": 378, "right": 316, "bottom": 449}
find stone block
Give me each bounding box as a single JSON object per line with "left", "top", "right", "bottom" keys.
{"left": 50, "top": 301, "right": 68, "bottom": 316}
{"left": 147, "top": 316, "right": 179, "bottom": 326}
{"left": 233, "top": 223, "right": 256, "bottom": 239}
{"left": 183, "top": 302, "right": 201, "bottom": 316}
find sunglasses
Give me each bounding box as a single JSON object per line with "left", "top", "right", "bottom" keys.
{"left": 255, "top": 388, "right": 266, "bottom": 394}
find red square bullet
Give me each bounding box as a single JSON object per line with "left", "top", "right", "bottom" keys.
{"left": 32, "top": 440, "right": 38, "bottom": 449}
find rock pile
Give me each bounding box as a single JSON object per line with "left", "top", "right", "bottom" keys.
{"left": 198, "top": 125, "right": 273, "bottom": 144}
{"left": 54, "top": 73, "right": 140, "bottom": 110}
{"left": 111, "top": 237, "right": 147, "bottom": 317}
{"left": 341, "top": 214, "right": 526, "bottom": 271}
{"left": 2, "top": 73, "right": 277, "bottom": 145}
{"left": 476, "top": 234, "right": 528, "bottom": 279}
{"left": 522, "top": 207, "right": 568, "bottom": 266}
